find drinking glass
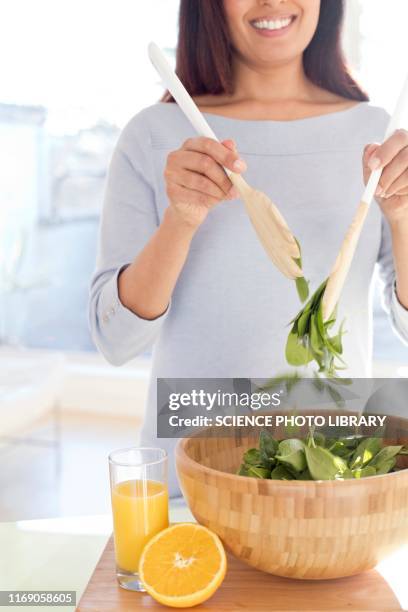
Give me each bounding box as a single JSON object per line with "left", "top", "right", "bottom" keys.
{"left": 109, "top": 447, "right": 168, "bottom": 591}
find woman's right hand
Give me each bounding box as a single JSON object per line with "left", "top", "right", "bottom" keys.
{"left": 164, "top": 137, "right": 247, "bottom": 229}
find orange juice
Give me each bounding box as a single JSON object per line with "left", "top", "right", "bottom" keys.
{"left": 111, "top": 479, "right": 169, "bottom": 573}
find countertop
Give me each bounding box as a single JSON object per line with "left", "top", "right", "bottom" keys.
{"left": 0, "top": 499, "right": 193, "bottom": 612}
{"left": 1, "top": 500, "right": 407, "bottom": 611}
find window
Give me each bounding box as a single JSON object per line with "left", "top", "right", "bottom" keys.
{"left": 1, "top": 1, "right": 407, "bottom": 368}
{"left": 0, "top": 0, "right": 179, "bottom": 350}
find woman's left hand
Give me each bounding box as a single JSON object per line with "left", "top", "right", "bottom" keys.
{"left": 363, "top": 128, "right": 408, "bottom": 224}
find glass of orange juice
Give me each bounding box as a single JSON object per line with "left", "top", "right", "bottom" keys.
{"left": 109, "top": 447, "right": 169, "bottom": 591}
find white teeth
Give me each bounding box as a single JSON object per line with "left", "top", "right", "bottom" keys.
{"left": 253, "top": 17, "right": 292, "bottom": 31}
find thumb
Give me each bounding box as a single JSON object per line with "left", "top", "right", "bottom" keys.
{"left": 363, "top": 143, "right": 380, "bottom": 184}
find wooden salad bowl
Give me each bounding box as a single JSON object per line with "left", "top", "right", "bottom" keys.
{"left": 175, "top": 415, "right": 408, "bottom": 580}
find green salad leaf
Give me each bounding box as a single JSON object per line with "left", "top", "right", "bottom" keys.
{"left": 247, "top": 465, "right": 271, "bottom": 479}
{"left": 276, "top": 439, "right": 306, "bottom": 472}
{"left": 293, "top": 239, "right": 309, "bottom": 303}
{"left": 242, "top": 448, "right": 262, "bottom": 466}
{"left": 259, "top": 430, "right": 279, "bottom": 469}
{"left": 270, "top": 464, "right": 295, "bottom": 480}
{"left": 349, "top": 437, "right": 382, "bottom": 470}
{"left": 286, "top": 279, "right": 347, "bottom": 377}
{"left": 304, "top": 445, "right": 348, "bottom": 480}
{"left": 237, "top": 430, "right": 406, "bottom": 481}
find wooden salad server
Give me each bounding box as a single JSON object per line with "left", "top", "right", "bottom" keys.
{"left": 148, "top": 42, "right": 304, "bottom": 281}
{"left": 322, "top": 73, "right": 408, "bottom": 321}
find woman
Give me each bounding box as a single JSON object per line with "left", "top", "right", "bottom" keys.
{"left": 90, "top": 0, "right": 408, "bottom": 495}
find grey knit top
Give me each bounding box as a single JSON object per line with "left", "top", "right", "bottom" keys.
{"left": 89, "top": 102, "right": 408, "bottom": 495}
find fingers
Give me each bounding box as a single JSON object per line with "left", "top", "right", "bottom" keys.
{"left": 367, "top": 129, "right": 408, "bottom": 171}
{"left": 165, "top": 138, "right": 241, "bottom": 207}
{"left": 364, "top": 129, "right": 408, "bottom": 198}
{"left": 173, "top": 168, "right": 233, "bottom": 201}
{"left": 174, "top": 150, "right": 234, "bottom": 195}
{"left": 182, "top": 137, "right": 247, "bottom": 173}
{"left": 166, "top": 182, "right": 221, "bottom": 209}
{"left": 377, "top": 147, "right": 408, "bottom": 197}
{"left": 363, "top": 143, "right": 380, "bottom": 184}
{"left": 166, "top": 137, "right": 242, "bottom": 203}
{"left": 381, "top": 168, "right": 408, "bottom": 199}
{"left": 363, "top": 143, "right": 379, "bottom": 167}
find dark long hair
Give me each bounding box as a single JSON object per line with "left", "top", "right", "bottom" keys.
{"left": 164, "top": 0, "right": 368, "bottom": 102}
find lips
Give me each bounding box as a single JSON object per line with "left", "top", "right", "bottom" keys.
{"left": 250, "top": 15, "right": 297, "bottom": 34}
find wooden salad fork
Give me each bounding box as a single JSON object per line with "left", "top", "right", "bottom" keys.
{"left": 322, "top": 73, "right": 408, "bottom": 321}
{"left": 148, "top": 42, "right": 304, "bottom": 282}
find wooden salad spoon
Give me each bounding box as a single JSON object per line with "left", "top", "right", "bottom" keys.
{"left": 148, "top": 42, "right": 304, "bottom": 282}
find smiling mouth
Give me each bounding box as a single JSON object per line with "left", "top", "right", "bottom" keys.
{"left": 250, "top": 15, "right": 297, "bottom": 33}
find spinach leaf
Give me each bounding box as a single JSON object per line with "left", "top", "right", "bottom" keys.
{"left": 305, "top": 445, "right": 348, "bottom": 480}
{"left": 237, "top": 433, "right": 406, "bottom": 481}
{"left": 339, "top": 436, "right": 362, "bottom": 449}
{"left": 353, "top": 466, "right": 376, "bottom": 479}
{"left": 305, "top": 428, "right": 325, "bottom": 448}
{"left": 285, "top": 278, "right": 348, "bottom": 377}
{"left": 276, "top": 439, "right": 306, "bottom": 472}
{"left": 278, "top": 439, "right": 305, "bottom": 454}
{"left": 313, "top": 432, "right": 326, "bottom": 447}
{"left": 285, "top": 328, "right": 313, "bottom": 366}
{"left": 237, "top": 464, "right": 249, "bottom": 476}
{"left": 259, "top": 431, "right": 279, "bottom": 457}
{"left": 350, "top": 438, "right": 382, "bottom": 470}
{"left": 259, "top": 430, "right": 279, "bottom": 469}
{"left": 296, "top": 468, "right": 313, "bottom": 480}
{"left": 374, "top": 459, "right": 397, "bottom": 475}
{"left": 310, "top": 313, "right": 324, "bottom": 357}
{"left": 293, "top": 238, "right": 309, "bottom": 303}
{"left": 337, "top": 468, "right": 354, "bottom": 479}
{"left": 297, "top": 308, "right": 312, "bottom": 336}
{"left": 270, "top": 465, "right": 294, "bottom": 480}
{"left": 368, "top": 446, "right": 403, "bottom": 471}
{"left": 247, "top": 465, "right": 271, "bottom": 479}
{"left": 243, "top": 448, "right": 262, "bottom": 466}
{"left": 296, "top": 276, "right": 310, "bottom": 303}
{"left": 328, "top": 439, "right": 354, "bottom": 458}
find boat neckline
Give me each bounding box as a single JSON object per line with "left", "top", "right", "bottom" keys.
{"left": 157, "top": 101, "right": 369, "bottom": 126}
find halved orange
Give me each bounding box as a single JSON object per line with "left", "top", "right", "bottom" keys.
{"left": 139, "top": 523, "right": 227, "bottom": 608}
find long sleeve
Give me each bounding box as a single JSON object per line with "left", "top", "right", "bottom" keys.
{"left": 89, "top": 112, "right": 170, "bottom": 365}
{"left": 377, "top": 217, "right": 408, "bottom": 344}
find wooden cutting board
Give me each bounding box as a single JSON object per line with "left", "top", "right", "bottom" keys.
{"left": 77, "top": 537, "right": 402, "bottom": 611}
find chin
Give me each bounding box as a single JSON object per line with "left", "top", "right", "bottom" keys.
{"left": 252, "top": 48, "right": 300, "bottom": 68}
